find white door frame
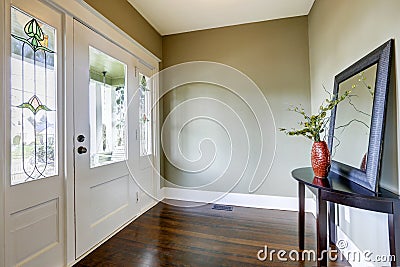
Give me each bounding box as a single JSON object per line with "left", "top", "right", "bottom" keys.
{"left": 0, "top": 0, "right": 161, "bottom": 266}
{"left": 0, "top": 0, "right": 6, "bottom": 265}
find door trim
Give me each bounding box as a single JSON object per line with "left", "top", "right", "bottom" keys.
{"left": 64, "top": 14, "right": 75, "bottom": 266}
{"left": 0, "top": 0, "right": 6, "bottom": 266}
{"left": 43, "top": 0, "right": 160, "bottom": 64}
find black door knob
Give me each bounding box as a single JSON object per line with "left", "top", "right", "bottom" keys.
{"left": 77, "top": 134, "right": 85, "bottom": 142}
{"left": 77, "top": 146, "right": 87, "bottom": 154}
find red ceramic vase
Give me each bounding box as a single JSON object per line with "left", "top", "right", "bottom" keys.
{"left": 312, "top": 177, "right": 330, "bottom": 187}
{"left": 311, "top": 141, "right": 331, "bottom": 178}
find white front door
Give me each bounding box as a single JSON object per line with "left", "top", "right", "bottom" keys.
{"left": 73, "top": 21, "right": 140, "bottom": 258}
{"left": 5, "top": 0, "right": 65, "bottom": 266}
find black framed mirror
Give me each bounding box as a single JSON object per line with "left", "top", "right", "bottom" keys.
{"left": 328, "top": 39, "right": 393, "bottom": 192}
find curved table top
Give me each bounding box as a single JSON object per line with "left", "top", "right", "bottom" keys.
{"left": 292, "top": 167, "right": 400, "bottom": 201}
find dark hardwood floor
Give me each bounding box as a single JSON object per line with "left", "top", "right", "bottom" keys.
{"left": 74, "top": 200, "right": 349, "bottom": 267}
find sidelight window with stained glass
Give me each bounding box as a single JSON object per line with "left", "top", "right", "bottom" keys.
{"left": 10, "top": 7, "right": 58, "bottom": 185}
{"left": 139, "top": 74, "right": 152, "bottom": 156}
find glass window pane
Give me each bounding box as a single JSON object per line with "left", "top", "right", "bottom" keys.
{"left": 139, "top": 73, "right": 152, "bottom": 156}
{"left": 89, "top": 47, "right": 127, "bottom": 168}
{"left": 11, "top": 7, "right": 58, "bottom": 185}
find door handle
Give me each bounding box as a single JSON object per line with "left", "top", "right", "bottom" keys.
{"left": 77, "top": 146, "right": 87, "bottom": 154}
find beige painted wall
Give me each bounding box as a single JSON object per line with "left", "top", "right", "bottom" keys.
{"left": 162, "top": 16, "right": 311, "bottom": 197}
{"left": 309, "top": 0, "right": 400, "bottom": 262}
{"left": 84, "top": 0, "right": 162, "bottom": 59}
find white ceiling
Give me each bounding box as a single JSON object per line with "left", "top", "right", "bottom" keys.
{"left": 127, "top": 0, "right": 315, "bottom": 36}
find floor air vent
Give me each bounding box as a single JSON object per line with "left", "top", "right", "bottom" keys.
{"left": 212, "top": 204, "right": 233, "bottom": 211}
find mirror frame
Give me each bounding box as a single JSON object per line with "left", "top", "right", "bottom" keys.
{"left": 328, "top": 39, "right": 393, "bottom": 192}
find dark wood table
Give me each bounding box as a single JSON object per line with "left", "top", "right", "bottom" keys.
{"left": 292, "top": 167, "right": 400, "bottom": 267}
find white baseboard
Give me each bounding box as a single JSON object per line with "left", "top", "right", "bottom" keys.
{"left": 336, "top": 226, "right": 373, "bottom": 267}
{"left": 161, "top": 187, "right": 316, "bottom": 215}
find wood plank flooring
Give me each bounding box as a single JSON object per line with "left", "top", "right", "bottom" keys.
{"left": 74, "top": 200, "right": 349, "bottom": 267}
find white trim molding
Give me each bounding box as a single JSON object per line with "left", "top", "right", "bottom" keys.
{"left": 336, "top": 226, "right": 373, "bottom": 267}
{"left": 161, "top": 187, "right": 316, "bottom": 215}
{"left": 0, "top": 0, "right": 6, "bottom": 265}
{"left": 64, "top": 14, "right": 75, "bottom": 265}
{"left": 42, "top": 0, "right": 161, "bottom": 65}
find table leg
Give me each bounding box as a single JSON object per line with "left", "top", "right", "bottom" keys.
{"left": 298, "top": 182, "right": 305, "bottom": 250}
{"left": 329, "top": 202, "right": 336, "bottom": 245}
{"left": 388, "top": 203, "right": 400, "bottom": 267}
{"left": 316, "top": 189, "right": 327, "bottom": 267}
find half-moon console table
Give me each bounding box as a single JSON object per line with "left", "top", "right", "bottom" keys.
{"left": 292, "top": 167, "right": 400, "bottom": 267}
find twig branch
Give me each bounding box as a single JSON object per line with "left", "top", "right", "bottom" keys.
{"left": 335, "top": 118, "right": 370, "bottom": 133}
{"left": 347, "top": 95, "right": 371, "bottom": 117}
{"left": 332, "top": 135, "right": 341, "bottom": 157}
{"left": 322, "top": 84, "right": 333, "bottom": 99}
